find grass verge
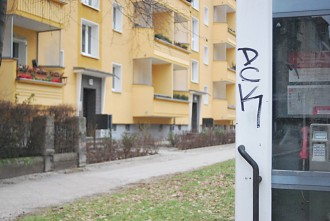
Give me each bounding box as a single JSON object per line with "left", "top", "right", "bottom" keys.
{"left": 17, "top": 160, "right": 235, "bottom": 221}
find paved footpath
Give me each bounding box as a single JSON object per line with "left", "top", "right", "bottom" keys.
{"left": 0, "top": 144, "right": 235, "bottom": 220}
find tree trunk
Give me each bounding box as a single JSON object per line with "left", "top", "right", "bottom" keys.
{"left": 0, "top": 0, "right": 7, "bottom": 66}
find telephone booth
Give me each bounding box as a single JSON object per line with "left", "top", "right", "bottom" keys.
{"left": 235, "top": 0, "right": 330, "bottom": 220}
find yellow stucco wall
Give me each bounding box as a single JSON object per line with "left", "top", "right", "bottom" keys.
{"left": 61, "top": 1, "right": 79, "bottom": 107}
{"left": 153, "top": 64, "right": 173, "bottom": 96}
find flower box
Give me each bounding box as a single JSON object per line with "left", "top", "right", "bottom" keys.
{"left": 16, "top": 65, "right": 67, "bottom": 84}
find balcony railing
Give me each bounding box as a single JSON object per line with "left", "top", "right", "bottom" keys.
{"left": 8, "top": 0, "right": 66, "bottom": 28}
{"left": 213, "top": 61, "right": 236, "bottom": 83}
{"left": 213, "top": 99, "right": 236, "bottom": 121}
{"left": 0, "top": 59, "right": 65, "bottom": 104}
{"left": 212, "top": 23, "right": 236, "bottom": 46}
{"left": 132, "top": 85, "right": 189, "bottom": 118}
{"left": 132, "top": 28, "right": 190, "bottom": 67}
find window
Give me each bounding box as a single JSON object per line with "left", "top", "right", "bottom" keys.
{"left": 192, "top": 17, "right": 199, "bottom": 51}
{"left": 81, "top": 19, "right": 99, "bottom": 58}
{"left": 191, "top": 60, "right": 199, "bottom": 83}
{"left": 204, "top": 7, "right": 209, "bottom": 25}
{"left": 112, "top": 63, "right": 122, "bottom": 92}
{"left": 113, "top": 3, "right": 123, "bottom": 32}
{"left": 204, "top": 86, "right": 208, "bottom": 105}
{"left": 81, "top": 0, "right": 99, "bottom": 9}
{"left": 204, "top": 46, "right": 209, "bottom": 65}
{"left": 191, "top": 0, "right": 199, "bottom": 10}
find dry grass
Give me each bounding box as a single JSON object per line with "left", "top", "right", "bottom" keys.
{"left": 18, "top": 160, "right": 235, "bottom": 221}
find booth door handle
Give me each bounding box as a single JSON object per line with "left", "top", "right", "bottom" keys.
{"left": 238, "top": 145, "right": 262, "bottom": 221}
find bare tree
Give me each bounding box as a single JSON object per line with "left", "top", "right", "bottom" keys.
{"left": 0, "top": 0, "right": 7, "bottom": 66}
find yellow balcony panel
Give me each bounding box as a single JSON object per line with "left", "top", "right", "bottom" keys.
{"left": 154, "top": 96, "right": 189, "bottom": 117}
{"left": 15, "top": 82, "right": 64, "bottom": 105}
{"left": 133, "top": 28, "right": 190, "bottom": 68}
{"left": 213, "top": 61, "right": 236, "bottom": 83}
{"left": 212, "top": 99, "right": 236, "bottom": 121}
{"left": 214, "top": 0, "right": 236, "bottom": 11}
{"left": 7, "top": 0, "right": 66, "bottom": 30}
{"left": 212, "top": 23, "right": 236, "bottom": 47}
{"left": 132, "top": 84, "right": 189, "bottom": 118}
{"left": 154, "top": 40, "right": 190, "bottom": 67}
{"left": 0, "top": 59, "right": 17, "bottom": 102}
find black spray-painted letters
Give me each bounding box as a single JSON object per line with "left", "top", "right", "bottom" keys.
{"left": 237, "top": 48, "right": 263, "bottom": 128}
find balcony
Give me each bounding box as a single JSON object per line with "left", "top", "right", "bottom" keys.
{"left": 213, "top": 61, "right": 236, "bottom": 83}
{"left": 132, "top": 28, "right": 190, "bottom": 68}
{"left": 0, "top": 59, "right": 65, "bottom": 105}
{"left": 7, "top": 0, "right": 66, "bottom": 30}
{"left": 3, "top": 1, "right": 65, "bottom": 69}
{"left": 212, "top": 99, "right": 236, "bottom": 121}
{"left": 132, "top": 85, "right": 189, "bottom": 118}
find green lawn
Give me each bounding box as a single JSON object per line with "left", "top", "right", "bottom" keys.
{"left": 17, "top": 160, "right": 235, "bottom": 221}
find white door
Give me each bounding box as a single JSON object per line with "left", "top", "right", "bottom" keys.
{"left": 236, "top": 1, "right": 330, "bottom": 220}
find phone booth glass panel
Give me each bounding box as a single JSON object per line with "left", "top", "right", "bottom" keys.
{"left": 272, "top": 1, "right": 330, "bottom": 220}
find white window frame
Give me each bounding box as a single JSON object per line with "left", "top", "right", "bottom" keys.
{"left": 81, "top": 19, "right": 99, "bottom": 59}
{"left": 112, "top": 63, "right": 122, "bottom": 92}
{"left": 192, "top": 17, "right": 199, "bottom": 52}
{"left": 203, "top": 85, "right": 208, "bottom": 105}
{"left": 204, "top": 45, "right": 209, "bottom": 65}
{"left": 113, "top": 3, "right": 123, "bottom": 33}
{"left": 191, "top": 0, "right": 199, "bottom": 11}
{"left": 81, "top": 0, "right": 100, "bottom": 10}
{"left": 204, "top": 7, "right": 209, "bottom": 26}
{"left": 191, "top": 60, "right": 199, "bottom": 83}
{"left": 13, "top": 38, "right": 27, "bottom": 66}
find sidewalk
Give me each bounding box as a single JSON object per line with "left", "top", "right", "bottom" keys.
{"left": 0, "top": 144, "right": 235, "bottom": 221}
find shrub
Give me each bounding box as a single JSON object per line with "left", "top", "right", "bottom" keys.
{"left": 86, "top": 131, "right": 159, "bottom": 164}
{"left": 0, "top": 101, "right": 39, "bottom": 158}
{"left": 174, "top": 128, "right": 235, "bottom": 150}
{"left": 121, "top": 132, "right": 137, "bottom": 158}
{"left": 86, "top": 137, "right": 120, "bottom": 164}
{"left": 167, "top": 131, "right": 178, "bottom": 146}
{"left": 0, "top": 100, "right": 76, "bottom": 158}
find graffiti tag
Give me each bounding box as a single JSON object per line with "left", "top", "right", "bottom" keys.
{"left": 238, "top": 47, "right": 263, "bottom": 128}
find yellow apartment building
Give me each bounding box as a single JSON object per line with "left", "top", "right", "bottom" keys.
{"left": 0, "top": 0, "right": 236, "bottom": 139}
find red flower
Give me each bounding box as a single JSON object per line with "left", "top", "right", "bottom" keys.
{"left": 18, "top": 74, "right": 32, "bottom": 79}
{"left": 51, "top": 78, "right": 61, "bottom": 83}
